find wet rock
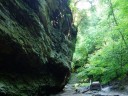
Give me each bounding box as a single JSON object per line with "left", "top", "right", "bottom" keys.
{"left": 90, "top": 81, "right": 102, "bottom": 91}
{"left": 0, "top": 0, "right": 77, "bottom": 95}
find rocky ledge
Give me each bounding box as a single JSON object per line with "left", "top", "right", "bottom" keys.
{"left": 0, "top": 0, "right": 77, "bottom": 95}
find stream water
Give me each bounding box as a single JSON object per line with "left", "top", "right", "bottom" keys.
{"left": 51, "top": 73, "right": 128, "bottom": 96}
{"left": 52, "top": 84, "right": 128, "bottom": 96}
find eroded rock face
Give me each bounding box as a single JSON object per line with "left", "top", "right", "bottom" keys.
{"left": 0, "top": 0, "right": 77, "bottom": 95}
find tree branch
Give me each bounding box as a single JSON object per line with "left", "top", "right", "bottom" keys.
{"left": 109, "top": 0, "right": 128, "bottom": 48}
{"left": 74, "top": 0, "right": 82, "bottom": 6}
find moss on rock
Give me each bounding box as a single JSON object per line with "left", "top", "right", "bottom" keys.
{"left": 0, "top": 0, "right": 77, "bottom": 95}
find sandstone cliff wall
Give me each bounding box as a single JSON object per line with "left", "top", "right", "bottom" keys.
{"left": 0, "top": 0, "right": 77, "bottom": 95}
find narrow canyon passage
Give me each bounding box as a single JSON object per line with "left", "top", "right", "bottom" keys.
{"left": 1, "top": 0, "right": 128, "bottom": 96}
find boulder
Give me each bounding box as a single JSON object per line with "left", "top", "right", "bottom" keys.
{"left": 90, "top": 81, "right": 102, "bottom": 91}
{"left": 0, "top": 0, "right": 77, "bottom": 95}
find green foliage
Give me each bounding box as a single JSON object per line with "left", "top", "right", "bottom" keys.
{"left": 71, "top": 0, "right": 128, "bottom": 84}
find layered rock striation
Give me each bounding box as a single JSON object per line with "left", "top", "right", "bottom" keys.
{"left": 0, "top": 0, "right": 77, "bottom": 95}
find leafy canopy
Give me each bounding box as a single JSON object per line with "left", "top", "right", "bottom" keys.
{"left": 71, "top": 0, "right": 128, "bottom": 84}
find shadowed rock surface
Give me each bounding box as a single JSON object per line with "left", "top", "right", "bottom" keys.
{"left": 0, "top": 0, "right": 77, "bottom": 95}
